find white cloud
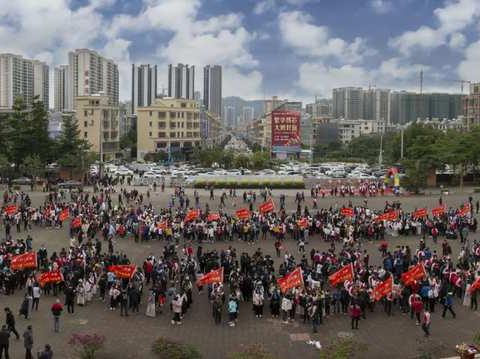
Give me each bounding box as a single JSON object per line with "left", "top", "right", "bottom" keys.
{"left": 279, "top": 11, "right": 374, "bottom": 63}
{"left": 449, "top": 32, "right": 467, "bottom": 50}
{"left": 297, "top": 62, "right": 370, "bottom": 97}
{"left": 370, "top": 0, "right": 393, "bottom": 14}
{"left": 458, "top": 40, "right": 480, "bottom": 81}
{"left": 389, "top": 0, "right": 480, "bottom": 55}
{"left": 379, "top": 57, "right": 428, "bottom": 79}
{"left": 223, "top": 67, "right": 263, "bottom": 99}
{"left": 254, "top": 0, "right": 276, "bottom": 15}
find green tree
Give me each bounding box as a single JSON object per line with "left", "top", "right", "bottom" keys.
{"left": 233, "top": 154, "right": 250, "bottom": 168}
{"left": 56, "top": 115, "right": 91, "bottom": 170}
{"left": 250, "top": 151, "right": 270, "bottom": 170}
{"left": 21, "top": 155, "right": 43, "bottom": 178}
{"left": 120, "top": 127, "right": 137, "bottom": 158}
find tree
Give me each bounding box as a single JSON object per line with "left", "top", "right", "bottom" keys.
{"left": 120, "top": 127, "right": 137, "bottom": 158}
{"left": 233, "top": 154, "right": 250, "bottom": 169}
{"left": 21, "top": 155, "right": 43, "bottom": 178}
{"left": 56, "top": 115, "right": 91, "bottom": 170}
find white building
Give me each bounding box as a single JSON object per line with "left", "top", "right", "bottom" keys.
{"left": 333, "top": 118, "right": 379, "bottom": 144}
{"left": 0, "top": 53, "right": 48, "bottom": 110}
{"left": 65, "top": 49, "right": 119, "bottom": 110}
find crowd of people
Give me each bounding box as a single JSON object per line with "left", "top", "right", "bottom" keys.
{"left": 0, "top": 185, "right": 479, "bottom": 358}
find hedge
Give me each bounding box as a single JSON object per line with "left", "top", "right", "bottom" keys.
{"left": 152, "top": 337, "right": 202, "bottom": 359}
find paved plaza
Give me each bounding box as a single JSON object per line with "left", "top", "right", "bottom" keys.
{"left": 1, "top": 186, "right": 479, "bottom": 359}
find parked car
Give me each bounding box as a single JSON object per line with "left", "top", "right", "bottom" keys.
{"left": 57, "top": 180, "right": 83, "bottom": 190}
{"left": 12, "top": 177, "right": 32, "bottom": 185}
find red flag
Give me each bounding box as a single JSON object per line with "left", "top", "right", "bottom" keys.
{"left": 297, "top": 218, "right": 309, "bottom": 228}
{"left": 235, "top": 208, "right": 250, "bottom": 220}
{"left": 38, "top": 271, "right": 64, "bottom": 287}
{"left": 469, "top": 277, "right": 480, "bottom": 294}
{"left": 197, "top": 267, "right": 224, "bottom": 286}
{"left": 10, "top": 252, "right": 37, "bottom": 270}
{"left": 328, "top": 264, "right": 354, "bottom": 287}
{"left": 184, "top": 209, "right": 200, "bottom": 222}
{"left": 431, "top": 206, "right": 445, "bottom": 217}
{"left": 277, "top": 267, "right": 304, "bottom": 293}
{"left": 458, "top": 203, "right": 471, "bottom": 217}
{"left": 401, "top": 263, "right": 426, "bottom": 286}
{"left": 413, "top": 208, "right": 428, "bottom": 219}
{"left": 157, "top": 221, "right": 168, "bottom": 230}
{"left": 108, "top": 265, "right": 136, "bottom": 279}
{"left": 340, "top": 207, "right": 354, "bottom": 217}
{"left": 372, "top": 276, "right": 393, "bottom": 301}
{"left": 259, "top": 199, "right": 275, "bottom": 214}
{"left": 59, "top": 209, "right": 70, "bottom": 222}
{"left": 4, "top": 204, "right": 17, "bottom": 216}
{"left": 207, "top": 213, "right": 220, "bottom": 222}
{"left": 71, "top": 217, "right": 82, "bottom": 229}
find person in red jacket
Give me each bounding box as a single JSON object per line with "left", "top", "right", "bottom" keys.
{"left": 50, "top": 299, "right": 63, "bottom": 333}
{"left": 350, "top": 303, "right": 362, "bottom": 330}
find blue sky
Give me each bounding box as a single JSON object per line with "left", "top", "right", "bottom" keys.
{"left": 1, "top": 0, "right": 479, "bottom": 103}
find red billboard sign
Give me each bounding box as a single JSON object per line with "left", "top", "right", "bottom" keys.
{"left": 271, "top": 110, "right": 301, "bottom": 152}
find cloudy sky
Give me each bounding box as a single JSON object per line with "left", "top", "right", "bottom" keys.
{"left": 1, "top": 0, "right": 479, "bottom": 103}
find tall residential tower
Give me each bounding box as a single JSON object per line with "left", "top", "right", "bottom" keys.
{"left": 168, "top": 63, "right": 195, "bottom": 100}
{"left": 131, "top": 64, "right": 157, "bottom": 115}
{"left": 203, "top": 65, "right": 222, "bottom": 117}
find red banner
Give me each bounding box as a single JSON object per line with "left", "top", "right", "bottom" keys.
{"left": 401, "top": 263, "right": 426, "bottom": 286}
{"left": 207, "top": 213, "right": 220, "bottom": 222}
{"left": 71, "top": 217, "right": 82, "bottom": 229}
{"left": 259, "top": 199, "right": 275, "bottom": 214}
{"left": 197, "top": 267, "right": 224, "bottom": 286}
{"left": 413, "top": 208, "right": 428, "bottom": 219}
{"left": 372, "top": 276, "right": 393, "bottom": 301}
{"left": 469, "top": 277, "right": 480, "bottom": 294}
{"left": 235, "top": 208, "right": 250, "bottom": 220}
{"left": 271, "top": 110, "right": 301, "bottom": 149}
{"left": 38, "top": 271, "right": 64, "bottom": 287}
{"left": 59, "top": 209, "right": 70, "bottom": 222}
{"left": 184, "top": 209, "right": 200, "bottom": 222}
{"left": 340, "top": 207, "right": 354, "bottom": 217}
{"left": 4, "top": 204, "right": 17, "bottom": 216}
{"left": 431, "top": 206, "right": 445, "bottom": 217}
{"left": 297, "top": 218, "right": 309, "bottom": 229}
{"left": 329, "top": 264, "right": 354, "bottom": 287}
{"left": 375, "top": 210, "right": 398, "bottom": 222}
{"left": 10, "top": 252, "right": 37, "bottom": 270}
{"left": 277, "top": 267, "right": 304, "bottom": 293}
{"left": 108, "top": 265, "right": 136, "bottom": 279}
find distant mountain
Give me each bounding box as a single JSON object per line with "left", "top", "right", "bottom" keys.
{"left": 222, "top": 96, "right": 265, "bottom": 123}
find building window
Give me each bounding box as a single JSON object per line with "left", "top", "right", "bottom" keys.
{"left": 158, "top": 132, "right": 166, "bottom": 138}
{"left": 149, "top": 111, "right": 152, "bottom": 117}
{"left": 181, "top": 102, "right": 186, "bottom": 108}
{"left": 158, "top": 122, "right": 166, "bottom": 129}
{"left": 149, "top": 121, "right": 152, "bottom": 127}
{"left": 170, "top": 122, "right": 176, "bottom": 129}
{"left": 84, "top": 132, "right": 88, "bottom": 138}
{"left": 158, "top": 112, "right": 166, "bottom": 119}
{"left": 84, "top": 110, "right": 88, "bottom": 116}
{"left": 149, "top": 132, "right": 152, "bottom": 137}
{"left": 170, "top": 132, "right": 176, "bottom": 138}
{"left": 84, "top": 121, "right": 88, "bottom": 127}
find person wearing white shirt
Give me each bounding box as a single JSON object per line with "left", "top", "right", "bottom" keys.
{"left": 32, "top": 285, "right": 41, "bottom": 311}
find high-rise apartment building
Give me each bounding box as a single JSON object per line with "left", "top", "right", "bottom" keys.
{"left": 54, "top": 65, "right": 71, "bottom": 112}
{"left": 131, "top": 64, "right": 157, "bottom": 115}
{"left": 224, "top": 105, "right": 236, "bottom": 128}
{"left": 168, "top": 64, "right": 195, "bottom": 99}
{"left": 464, "top": 83, "right": 480, "bottom": 129}
{"left": 390, "top": 92, "right": 464, "bottom": 124}
{"left": 242, "top": 106, "right": 254, "bottom": 123}
{"left": 66, "top": 49, "right": 119, "bottom": 110}
{"left": 32, "top": 60, "right": 49, "bottom": 110}
{"left": 0, "top": 53, "right": 48, "bottom": 110}
{"left": 332, "top": 87, "right": 363, "bottom": 120}
{"left": 203, "top": 65, "right": 222, "bottom": 117}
